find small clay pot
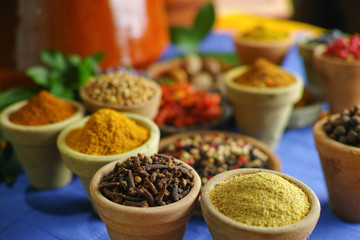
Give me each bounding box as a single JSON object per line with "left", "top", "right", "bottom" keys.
{"left": 201, "top": 168, "right": 321, "bottom": 240}
{"left": 234, "top": 34, "right": 294, "bottom": 65}
{"left": 225, "top": 66, "right": 303, "bottom": 148}
{"left": 57, "top": 113, "right": 160, "bottom": 201}
{"left": 80, "top": 80, "right": 161, "bottom": 119}
{"left": 313, "top": 46, "right": 360, "bottom": 113}
{"left": 90, "top": 158, "right": 201, "bottom": 240}
{"left": 313, "top": 116, "right": 360, "bottom": 222}
{"left": 0, "top": 100, "right": 85, "bottom": 189}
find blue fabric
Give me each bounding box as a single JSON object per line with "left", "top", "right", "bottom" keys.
{"left": 1, "top": 33, "right": 360, "bottom": 240}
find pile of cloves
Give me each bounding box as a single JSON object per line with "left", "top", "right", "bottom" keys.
{"left": 99, "top": 153, "right": 195, "bottom": 207}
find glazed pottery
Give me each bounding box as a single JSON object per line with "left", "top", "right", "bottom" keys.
{"left": 0, "top": 100, "right": 85, "bottom": 189}
{"left": 201, "top": 168, "right": 321, "bottom": 240}
{"left": 57, "top": 113, "right": 160, "bottom": 201}
{"left": 313, "top": 46, "right": 360, "bottom": 113}
{"left": 225, "top": 66, "right": 303, "bottom": 148}
{"left": 313, "top": 116, "right": 360, "bottom": 222}
{"left": 80, "top": 80, "right": 161, "bottom": 120}
{"left": 90, "top": 158, "right": 201, "bottom": 240}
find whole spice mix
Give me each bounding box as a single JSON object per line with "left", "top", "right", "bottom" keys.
{"left": 209, "top": 172, "right": 310, "bottom": 227}
{"left": 240, "top": 26, "right": 289, "bottom": 41}
{"left": 65, "top": 108, "right": 149, "bottom": 155}
{"left": 99, "top": 153, "right": 195, "bottom": 207}
{"left": 234, "top": 58, "right": 295, "bottom": 88}
{"left": 160, "top": 133, "right": 269, "bottom": 185}
{"left": 10, "top": 90, "right": 76, "bottom": 126}
{"left": 323, "top": 34, "right": 360, "bottom": 60}
{"left": 84, "top": 72, "right": 156, "bottom": 106}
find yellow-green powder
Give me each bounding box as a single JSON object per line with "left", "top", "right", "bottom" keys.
{"left": 209, "top": 172, "right": 310, "bottom": 227}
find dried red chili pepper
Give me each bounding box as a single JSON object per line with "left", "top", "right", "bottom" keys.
{"left": 323, "top": 34, "right": 360, "bottom": 60}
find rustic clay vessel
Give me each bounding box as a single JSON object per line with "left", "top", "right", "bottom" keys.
{"left": 313, "top": 116, "right": 360, "bottom": 222}
{"left": 57, "top": 113, "right": 160, "bottom": 201}
{"left": 90, "top": 157, "right": 201, "bottom": 240}
{"left": 201, "top": 168, "right": 321, "bottom": 240}
{"left": 234, "top": 34, "right": 294, "bottom": 65}
{"left": 225, "top": 66, "right": 303, "bottom": 148}
{"left": 80, "top": 79, "right": 161, "bottom": 119}
{"left": 313, "top": 46, "right": 360, "bottom": 113}
{"left": 0, "top": 100, "right": 85, "bottom": 189}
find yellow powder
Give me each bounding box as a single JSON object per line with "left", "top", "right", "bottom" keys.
{"left": 209, "top": 172, "right": 310, "bottom": 227}
{"left": 65, "top": 108, "right": 149, "bottom": 155}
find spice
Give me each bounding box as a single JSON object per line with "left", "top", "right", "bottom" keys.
{"left": 160, "top": 133, "right": 268, "bottom": 185}
{"left": 9, "top": 90, "right": 76, "bottom": 126}
{"left": 294, "top": 88, "right": 316, "bottom": 108}
{"left": 240, "top": 26, "right": 289, "bottom": 41}
{"left": 305, "top": 29, "right": 344, "bottom": 45}
{"left": 99, "top": 153, "right": 195, "bottom": 207}
{"left": 234, "top": 58, "right": 295, "bottom": 87}
{"left": 323, "top": 105, "right": 360, "bottom": 146}
{"left": 323, "top": 34, "right": 360, "bottom": 60}
{"left": 84, "top": 72, "right": 156, "bottom": 106}
{"left": 154, "top": 82, "right": 222, "bottom": 128}
{"left": 65, "top": 108, "right": 149, "bottom": 155}
{"left": 209, "top": 172, "right": 310, "bottom": 227}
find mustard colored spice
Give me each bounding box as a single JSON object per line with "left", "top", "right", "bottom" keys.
{"left": 65, "top": 108, "right": 149, "bottom": 155}
{"left": 209, "top": 172, "right": 310, "bottom": 227}
{"left": 240, "top": 26, "right": 289, "bottom": 41}
{"left": 234, "top": 58, "right": 295, "bottom": 87}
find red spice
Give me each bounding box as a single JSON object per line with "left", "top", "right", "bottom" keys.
{"left": 323, "top": 34, "right": 360, "bottom": 60}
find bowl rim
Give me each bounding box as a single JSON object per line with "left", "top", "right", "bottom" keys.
{"left": 158, "top": 129, "right": 282, "bottom": 172}
{"left": 201, "top": 168, "right": 321, "bottom": 234}
{"left": 56, "top": 112, "right": 160, "bottom": 162}
{"left": 0, "top": 99, "right": 85, "bottom": 132}
{"left": 234, "top": 32, "right": 294, "bottom": 47}
{"left": 313, "top": 45, "right": 360, "bottom": 67}
{"left": 90, "top": 156, "right": 202, "bottom": 215}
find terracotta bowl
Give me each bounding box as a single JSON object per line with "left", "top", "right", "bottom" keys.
{"left": 90, "top": 157, "right": 201, "bottom": 240}
{"left": 0, "top": 100, "right": 85, "bottom": 189}
{"left": 313, "top": 116, "right": 360, "bottom": 222}
{"left": 224, "top": 66, "right": 303, "bottom": 148}
{"left": 201, "top": 168, "right": 321, "bottom": 240}
{"left": 80, "top": 80, "right": 162, "bottom": 119}
{"left": 57, "top": 113, "right": 160, "bottom": 201}
{"left": 234, "top": 34, "right": 294, "bottom": 65}
{"left": 313, "top": 46, "right": 360, "bottom": 113}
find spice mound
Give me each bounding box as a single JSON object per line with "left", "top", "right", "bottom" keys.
{"left": 84, "top": 72, "right": 156, "bottom": 106}
{"left": 323, "top": 105, "right": 360, "bottom": 146}
{"left": 10, "top": 90, "right": 76, "bottom": 126}
{"left": 209, "top": 172, "right": 310, "bottom": 227}
{"left": 240, "top": 26, "right": 289, "bottom": 41}
{"left": 65, "top": 108, "right": 149, "bottom": 155}
{"left": 99, "top": 154, "right": 195, "bottom": 207}
{"left": 323, "top": 34, "right": 360, "bottom": 60}
{"left": 160, "top": 133, "right": 269, "bottom": 185}
{"left": 234, "top": 58, "right": 295, "bottom": 88}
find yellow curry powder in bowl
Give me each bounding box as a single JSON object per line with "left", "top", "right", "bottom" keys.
{"left": 240, "top": 26, "right": 289, "bottom": 42}
{"left": 234, "top": 58, "right": 295, "bottom": 88}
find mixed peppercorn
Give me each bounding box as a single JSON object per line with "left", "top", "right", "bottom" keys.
{"left": 323, "top": 34, "right": 360, "bottom": 60}
{"left": 306, "top": 29, "right": 344, "bottom": 45}
{"left": 160, "top": 133, "right": 269, "bottom": 185}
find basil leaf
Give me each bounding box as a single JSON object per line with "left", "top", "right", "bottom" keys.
{"left": 0, "top": 140, "right": 21, "bottom": 186}
{"left": 67, "top": 55, "right": 81, "bottom": 66}
{"left": 193, "top": 2, "right": 215, "bottom": 41}
{"left": 26, "top": 66, "right": 49, "bottom": 87}
{"left": 0, "top": 88, "right": 36, "bottom": 111}
{"left": 170, "top": 26, "right": 198, "bottom": 54}
{"left": 40, "top": 50, "right": 67, "bottom": 72}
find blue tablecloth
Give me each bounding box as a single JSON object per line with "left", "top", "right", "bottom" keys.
{"left": 1, "top": 33, "right": 360, "bottom": 240}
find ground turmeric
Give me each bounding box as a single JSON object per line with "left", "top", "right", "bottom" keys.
{"left": 65, "top": 108, "right": 149, "bottom": 155}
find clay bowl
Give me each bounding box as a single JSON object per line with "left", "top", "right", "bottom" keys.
{"left": 0, "top": 100, "right": 85, "bottom": 189}
{"left": 57, "top": 113, "right": 160, "bottom": 201}
{"left": 313, "top": 45, "right": 360, "bottom": 113}
{"left": 80, "top": 79, "right": 161, "bottom": 119}
{"left": 201, "top": 168, "right": 321, "bottom": 240}
{"left": 313, "top": 116, "right": 360, "bottom": 222}
{"left": 90, "top": 157, "right": 201, "bottom": 240}
{"left": 225, "top": 66, "right": 303, "bottom": 149}
{"left": 234, "top": 34, "right": 294, "bottom": 65}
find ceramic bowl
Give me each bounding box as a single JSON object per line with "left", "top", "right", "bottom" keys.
{"left": 90, "top": 157, "right": 201, "bottom": 240}
{"left": 0, "top": 99, "right": 85, "bottom": 189}
{"left": 57, "top": 113, "right": 160, "bottom": 201}
{"left": 225, "top": 66, "right": 303, "bottom": 148}
{"left": 313, "top": 45, "right": 360, "bottom": 113}
{"left": 313, "top": 116, "right": 360, "bottom": 222}
{"left": 80, "top": 79, "right": 162, "bottom": 119}
{"left": 234, "top": 34, "right": 294, "bottom": 65}
{"left": 201, "top": 168, "right": 321, "bottom": 240}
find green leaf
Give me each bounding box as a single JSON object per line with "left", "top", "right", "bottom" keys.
{"left": 0, "top": 140, "right": 21, "bottom": 186}
{"left": 202, "top": 52, "right": 240, "bottom": 66}
{"left": 67, "top": 55, "right": 81, "bottom": 66}
{"left": 170, "top": 26, "right": 198, "bottom": 54}
{"left": 192, "top": 2, "right": 215, "bottom": 41}
{"left": 40, "top": 50, "right": 67, "bottom": 71}
{"left": 26, "top": 66, "right": 49, "bottom": 87}
{"left": 0, "top": 88, "right": 36, "bottom": 111}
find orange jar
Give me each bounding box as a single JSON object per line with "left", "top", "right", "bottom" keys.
{"left": 0, "top": 0, "right": 169, "bottom": 70}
